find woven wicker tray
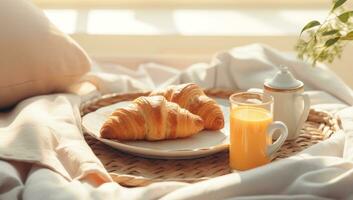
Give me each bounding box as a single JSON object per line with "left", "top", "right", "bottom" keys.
{"left": 81, "top": 89, "right": 342, "bottom": 187}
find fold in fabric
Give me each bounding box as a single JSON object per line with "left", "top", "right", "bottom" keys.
{"left": 85, "top": 44, "right": 353, "bottom": 106}
{"left": 0, "top": 94, "right": 111, "bottom": 183}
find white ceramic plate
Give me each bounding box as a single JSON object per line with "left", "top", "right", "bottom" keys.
{"left": 82, "top": 98, "right": 230, "bottom": 159}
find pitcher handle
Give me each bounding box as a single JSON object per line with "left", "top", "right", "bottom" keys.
{"left": 295, "top": 93, "right": 310, "bottom": 136}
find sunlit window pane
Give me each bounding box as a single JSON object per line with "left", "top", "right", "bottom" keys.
{"left": 87, "top": 10, "right": 162, "bottom": 35}
{"left": 44, "top": 9, "right": 77, "bottom": 34}
{"left": 85, "top": 9, "right": 327, "bottom": 36}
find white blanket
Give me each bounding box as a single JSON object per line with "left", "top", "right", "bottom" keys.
{"left": 1, "top": 44, "right": 353, "bottom": 200}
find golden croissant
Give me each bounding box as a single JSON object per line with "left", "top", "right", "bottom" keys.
{"left": 150, "top": 83, "right": 224, "bottom": 130}
{"left": 100, "top": 96, "right": 204, "bottom": 141}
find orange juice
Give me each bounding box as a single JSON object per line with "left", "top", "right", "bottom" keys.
{"left": 229, "top": 106, "right": 273, "bottom": 170}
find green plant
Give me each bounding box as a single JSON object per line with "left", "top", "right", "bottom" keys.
{"left": 296, "top": 0, "right": 353, "bottom": 66}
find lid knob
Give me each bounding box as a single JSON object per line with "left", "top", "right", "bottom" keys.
{"left": 280, "top": 66, "right": 289, "bottom": 73}
{"left": 265, "top": 65, "right": 303, "bottom": 90}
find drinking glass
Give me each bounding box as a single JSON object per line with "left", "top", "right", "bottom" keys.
{"left": 229, "top": 92, "right": 288, "bottom": 170}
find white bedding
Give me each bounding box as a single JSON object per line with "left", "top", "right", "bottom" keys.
{"left": 1, "top": 44, "right": 353, "bottom": 200}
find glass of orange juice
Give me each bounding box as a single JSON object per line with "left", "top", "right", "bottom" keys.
{"left": 229, "top": 92, "right": 288, "bottom": 171}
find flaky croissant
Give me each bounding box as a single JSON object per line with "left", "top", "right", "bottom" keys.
{"left": 150, "top": 83, "right": 224, "bottom": 130}
{"left": 100, "top": 96, "right": 204, "bottom": 141}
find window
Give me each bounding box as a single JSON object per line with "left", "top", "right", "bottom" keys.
{"left": 30, "top": 0, "right": 353, "bottom": 89}
{"left": 31, "top": 0, "right": 331, "bottom": 63}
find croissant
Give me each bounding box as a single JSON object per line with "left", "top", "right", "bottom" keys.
{"left": 150, "top": 83, "right": 224, "bottom": 130}
{"left": 100, "top": 96, "right": 204, "bottom": 141}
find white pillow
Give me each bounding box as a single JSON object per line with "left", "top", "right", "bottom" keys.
{"left": 0, "top": 0, "right": 91, "bottom": 108}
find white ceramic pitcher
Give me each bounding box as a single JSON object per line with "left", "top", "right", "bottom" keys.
{"left": 264, "top": 66, "right": 310, "bottom": 140}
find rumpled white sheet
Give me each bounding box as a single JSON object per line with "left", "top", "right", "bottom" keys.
{"left": 1, "top": 44, "right": 353, "bottom": 200}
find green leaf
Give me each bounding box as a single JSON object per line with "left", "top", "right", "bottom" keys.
{"left": 325, "top": 37, "right": 340, "bottom": 47}
{"left": 322, "top": 29, "right": 339, "bottom": 36}
{"left": 337, "top": 11, "right": 353, "bottom": 22}
{"left": 332, "top": 0, "right": 348, "bottom": 11}
{"left": 341, "top": 31, "right": 353, "bottom": 40}
{"left": 300, "top": 20, "right": 320, "bottom": 35}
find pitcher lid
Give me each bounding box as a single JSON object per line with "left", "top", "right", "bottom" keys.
{"left": 264, "top": 65, "right": 303, "bottom": 90}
